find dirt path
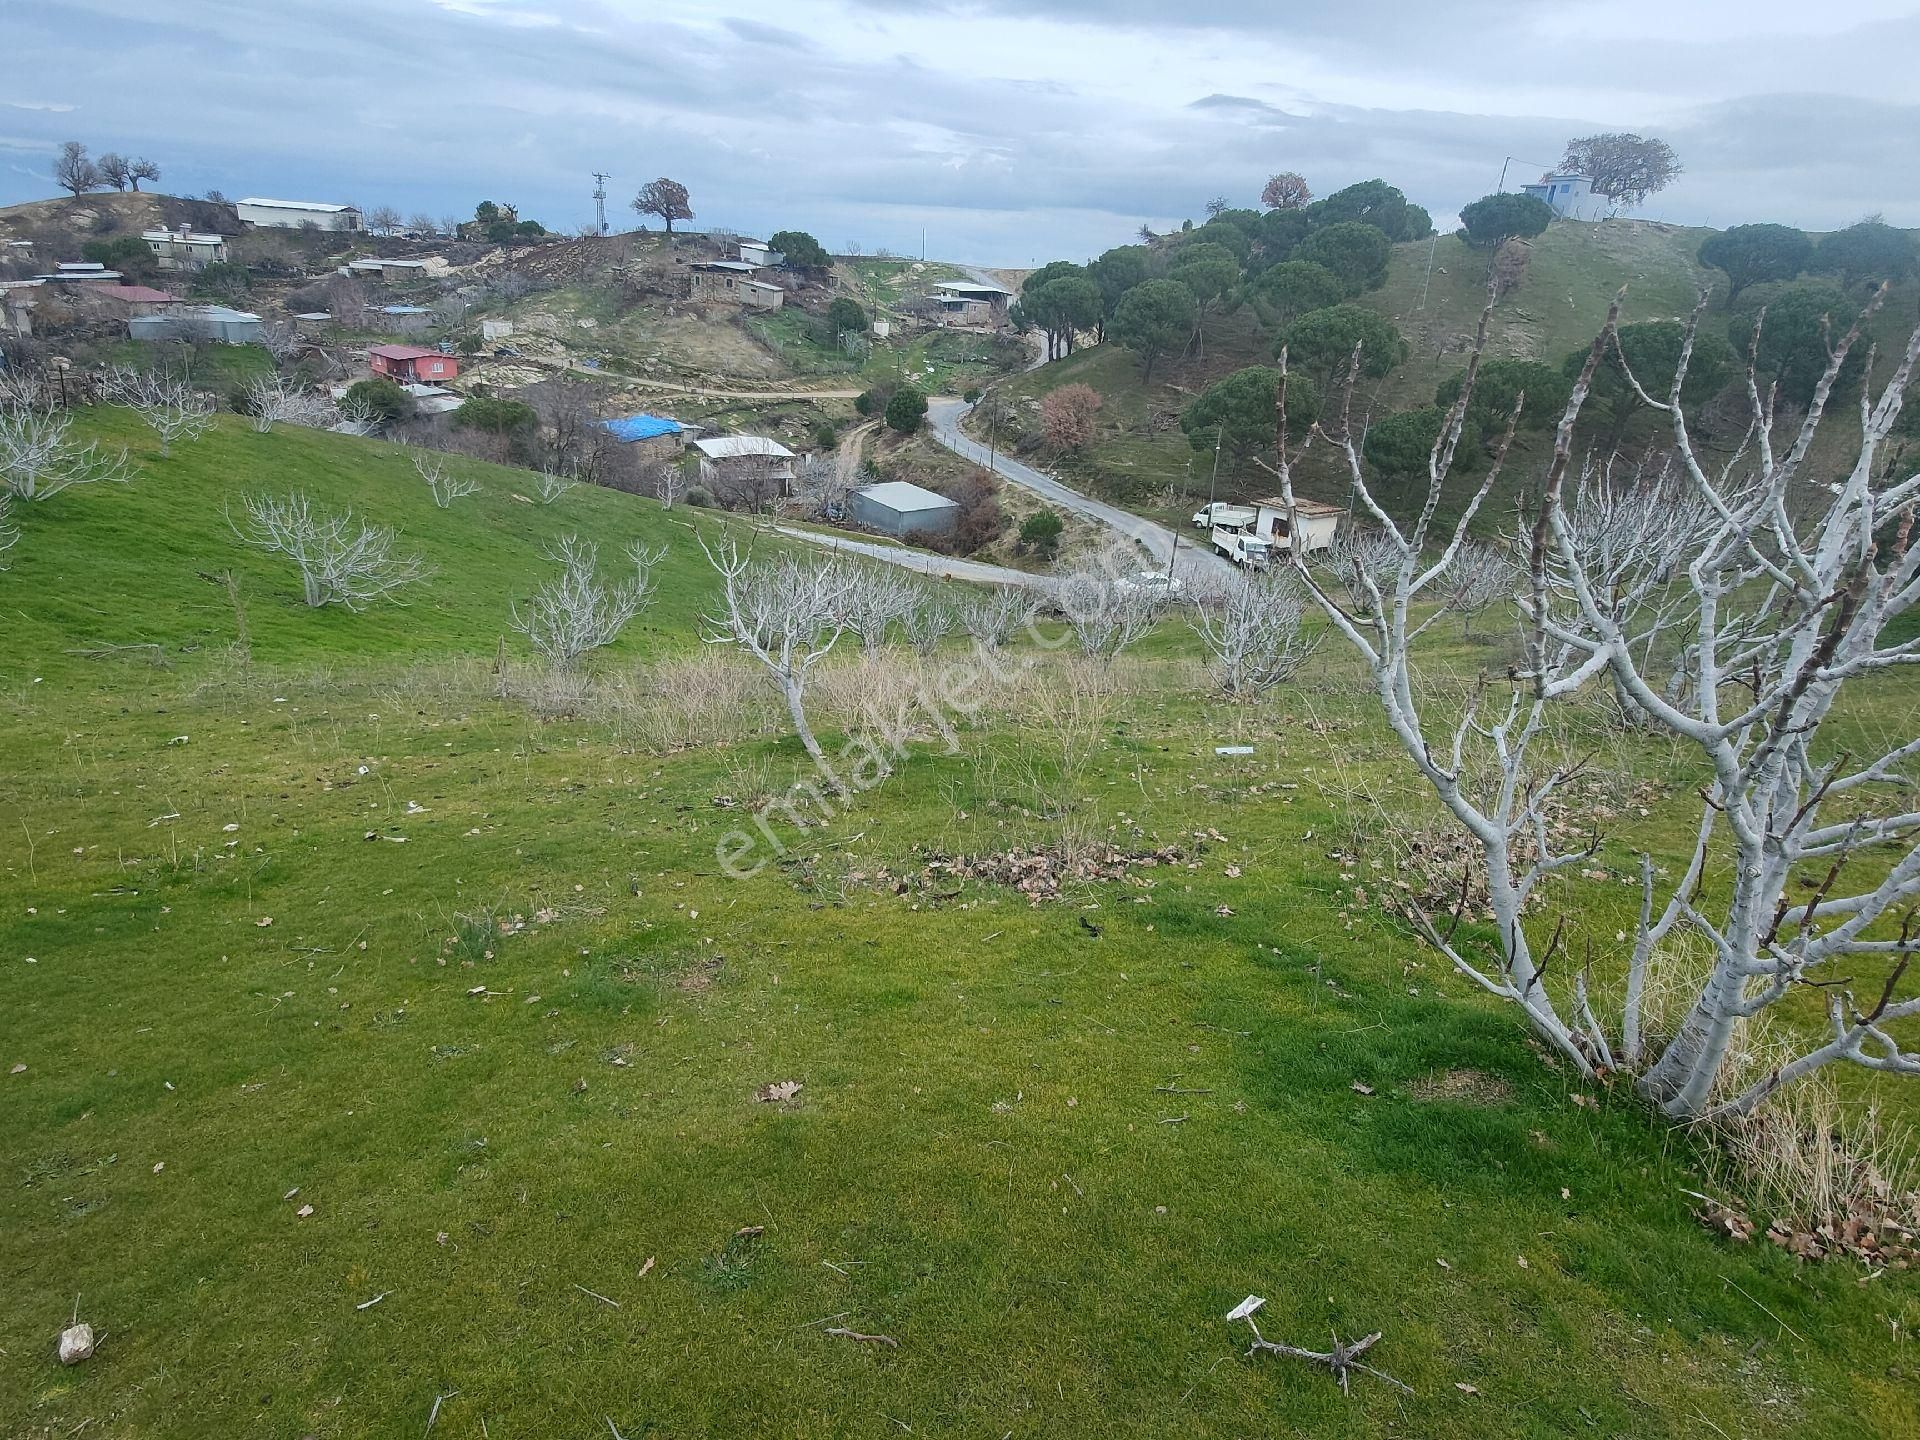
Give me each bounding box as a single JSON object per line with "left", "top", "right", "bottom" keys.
{"left": 773, "top": 526, "right": 1056, "bottom": 592}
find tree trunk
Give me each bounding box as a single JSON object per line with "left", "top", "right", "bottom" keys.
{"left": 783, "top": 679, "right": 842, "bottom": 791}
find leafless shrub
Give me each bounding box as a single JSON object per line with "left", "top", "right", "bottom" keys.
{"left": 0, "top": 403, "right": 132, "bottom": 499}
{"left": 413, "top": 452, "right": 478, "bottom": 508}
{"left": 510, "top": 535, "right": 663, "bottom": 669}
{"left": 229, "top": 492, "right": 432, "bottom": 609}
{"left": 653, "top": 464, "right": 686, "bottom": 509}
{"left": 1190, "top": 571, "right": 1318, "bottom": 698}
{"left": 700, "top": 534, "right": 854, "bottom": 784}
{"left": 102, "top": 366, "right": 216, "bottom": 457}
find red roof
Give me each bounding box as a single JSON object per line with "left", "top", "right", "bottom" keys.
{"left": 102, "top": 285, "right": 179, "bottom": 303}
{"left": 369, "top": 344, "right": 437, "bottom": 360}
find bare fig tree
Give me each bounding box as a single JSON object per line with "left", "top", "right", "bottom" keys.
{"left": 244, "top": 373, "right": 338, "bottom": 433}
{"left": 1, "top": 403, "right": 132, "bottom": 500}
{"left": 230, "top": 492, "right": 432, "bottom": 609}
{"left": 1441, "top": 538, "right": 1519, "bottom": 638}
{"left": 1190, "top": 571, "right": 1318, "bottom": 698}
{"left": 1058, "top": 568, "right": 1163, "bottom": 663}
{"left": 700, "top": 535, "right": 854, "bottom": 785}
{"left": 960, "top": 586, "right": 1034, "bottom": 650}
{"left": 654, "top": 464, "right": 686, "bottom": 510}
{"left": 510, "top": 534, "right": 663, "bottom": 668}
{"left": 842, "top": 566, "right": 916, "bottom": 655}
{"left": 102, "top": 367, "right": 216, "bottom": 458}
{"left": 535, "top": 469, "right": 579, "bottom": 505}
{"left": 0, "top": 493, "right": 17, "bottom": 570}
{"left": 901, "top": 590, "right": 956, "bottom": 656}
{"left": 413, "top": 452, "right": 478, "bottom": 508}
{"left": 1274, "top": 292, "right": 1920, "bottom": 1120}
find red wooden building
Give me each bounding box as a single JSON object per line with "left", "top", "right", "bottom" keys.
{"left": 368, "top": 345, "right": 459, "bottom": 383}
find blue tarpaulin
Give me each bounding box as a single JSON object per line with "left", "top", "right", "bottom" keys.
{"left": 603, "top": 413, "right": 682, "bottom": 442}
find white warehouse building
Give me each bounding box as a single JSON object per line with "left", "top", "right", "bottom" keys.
{"left": 236, "top": 198, "right": 363, "bottom": 231}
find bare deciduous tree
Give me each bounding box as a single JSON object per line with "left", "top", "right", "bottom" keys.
{"left": 700, "top": 535, "right": 854, "bottom": 784}
{"left": 52, "top": 142, "right": 100, "bottom": 198}
{"left": 1190, "top": 571, "right": 1318, "bottom": 698}
{"left": 0, "top": 492, "right": 18, "bottom": 569}
{"left": 413, "top": 452, "right": 478, "bottom": 508}
{"left": 535, "top": 469, "right": 580, "bottom": 505}
{"left": 127, "top": 157, "right": 160, "bottom": 191}
{"left": 793, "top": 451, "right": 862, "bottom": 520}
{"left": 367, "top": 205, "right": 402, "bottom": 235}
{"left": 960, "top": 586, "right": 1034, "bottom": 650}
{"left": 1319, "top": 527, "right": 1403, "bottom": 617}
{"left": 510, "top": 534, "right": 662, "bottom": 668}
{"left": 243, "top": 373, "right": 337, "bottom": 433}
{"left": 229, "top": 492, "right": 432, "bottom": 609}
{"left": 901, "top": 590, "right": 956, "bottom": 656}
{"left": 653, "top": 464, "right": 687, "bottom": 509}
{"left": 96, "top": 152, "right": 131, "bottom": 191}
{"left": 841, "top": 566, "right": 916, "bottom": 654}
{"left": 333, "top": 394, "right": 379, "bottom": 437}
{"left": 102, "top": 367, "right": 216, "bottom": 457}
{"left": 1441, "top": 538, "right": 1518, "bottom": 638}
{"left": 1274, "top": 287, "right": 1920, "bottom": 1120}
{"left": 1, "top": 404, "right": 133, "bottom": 499}
{"left": 1058, "top": 568, "right": 1164, "bottom": 663}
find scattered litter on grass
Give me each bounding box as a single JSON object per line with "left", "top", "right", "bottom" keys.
{"left": 297, "top": 1204, "right": 314, "bottom": 1218}
{"left": 756, "top": 1080, "right": 802, "bottom": 1103}
{"left": 1349, "top": 1081, "right": 1374, "bottom": 1096}
{"left": 355, "top": 1291, "right": 390, "bottom": 1311}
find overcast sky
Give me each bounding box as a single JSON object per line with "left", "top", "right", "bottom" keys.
{"left": 4, "top": 0, "right": 1916, "bottom": 264}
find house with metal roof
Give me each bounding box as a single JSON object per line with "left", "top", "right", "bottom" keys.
{"left": 128, "top": 304, "right": 262, "bottom": 344}
{"left": 142, "top": 228, "right": 228, "bottom": 272}
{"left": 236, "top": 198, "right": 363, "bottom": 231}
{"left": 694, "top": 435, "right": 797, "bottom": 505}
{"left": 930, "top": 278, "right": 1013, "bottom": 323}
{"left": 850, "top": 480, "right": 961, "bottom": 538}
{"left": 368, "top": 344, "right": 458, "bottom": 384}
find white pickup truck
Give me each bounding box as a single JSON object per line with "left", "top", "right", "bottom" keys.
{"left": 1191, "top": 502, "right": 1257, "bottom": 530}
{"left": 1212, "top": 527, "right": 1272, "bottom": 569}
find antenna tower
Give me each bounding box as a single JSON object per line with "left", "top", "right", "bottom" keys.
{"left": 592, "top": 172, "right": 610, "bottom": 236}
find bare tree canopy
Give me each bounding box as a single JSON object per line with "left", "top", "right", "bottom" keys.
{"left": 1, "top": 403, "right": 132, "bottom": 500}
{"left": 1273, "top": 284, "right": 1920, "bottom": 1121}
{"left": 230, "top": 492, "right": 432, "bottom": 609}
{"left": 102, "top": 367, "right": 216, "bottom": 458}
{"left": 1559, "top": 133, "right": 1682, "bottom": 208}
{"left": 700, "top": 536, "right": 853, "bottom": 782}
{"left": 1058, "top": 566, "right": 1165, "bottom": 663}
{"left": 510, "top": 534, "right": 662, "bottom": 668}
{"left": 632, "top": 178, "right": 693, "bottom": 234}
{"left": 52, "top": 141, "right": 100, "bottom": 198}
{"left": 1190, "top": 571, "right": 1318, "bottom": 697}
{"left": 95, "top": 152, "right": 131, "bottom": 191}
{"left": 128, "top": 157, "right": 160, "bottom": 190}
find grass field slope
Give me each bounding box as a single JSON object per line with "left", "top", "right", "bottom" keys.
{"left": 2, "top": 411, "right": 1917, "bottom": 1437}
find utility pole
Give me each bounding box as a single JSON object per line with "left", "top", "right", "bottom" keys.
{"left": 1417, "top": 232, "right": 1439, "bottom": 310}
{"left": 1208, "top": 425, "right": 1223, "bottom": 509}
{"left": 1497, "top": 156, "right": 1512, "bottom": 194}
{"left": 592, "top": 172, "right": 610, "bottom": 236}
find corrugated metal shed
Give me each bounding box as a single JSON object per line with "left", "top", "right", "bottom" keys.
{"left": 849, "top": 480, "right": 960, "bottom": 537}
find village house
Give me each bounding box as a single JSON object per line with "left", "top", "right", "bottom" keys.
{"left": 403, "top": 383, "right": 464, "bottom": 416}
{"left": 738, "top": 240, "right": 782, "bottom": 268}
{"left": 480, "top": 318, "right": 514, "bottom": 341}
{"left": 1519, "top": 172, "right": 1607, "bottom": 221}
{"left": 690, "top": 261, "right": 783, "bottom": 309}
{"left": 1250, "top": 496, "right": 1343, "bottom": 554}
{"left": 930, "top": 279, "right": 1012, "bottom": 324}
{"left": 92, "top": 284, "right": 182, "bottom": 318}
{"left": 694, "top": 435, "right": 795, "bottom": 505}
{"left": 141, "top": 227, "right": 228, "bottom": 272}
{"left": 603, "top": 413, "right": 686, "bottom": 462}
{"left": 36, "top": 262, "right": 122, "bottom": 285}
{"left": 368, "top": 344, "right": 459, "bottom": 383}
{"left": 849, "top": 479, "right": 959, "bottom": 538}
{"left": 236, "top": 198, "right": 363, "bottom": 231}
{"left": 346, "top": 257, "right": 438, "bottom": 282}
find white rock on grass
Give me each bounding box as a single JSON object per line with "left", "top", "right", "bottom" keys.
{"left": 58, "top": 1322, "right": 96, "bottom": 1365}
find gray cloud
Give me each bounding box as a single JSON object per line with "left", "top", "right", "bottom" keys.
{"left": 0, "top": 0, "right": 1912, "bottom": 264}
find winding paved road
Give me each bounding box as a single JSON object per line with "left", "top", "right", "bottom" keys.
{"left": 925, "top": 397, "right": 1233, "bottom": 583}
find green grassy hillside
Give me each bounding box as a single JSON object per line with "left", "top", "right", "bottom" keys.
{"left": 3, "top": 412, "right": 1918, "bottom": 1438}
{"left": 988, "top": 219, "right": 1917, "bottom": 525}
